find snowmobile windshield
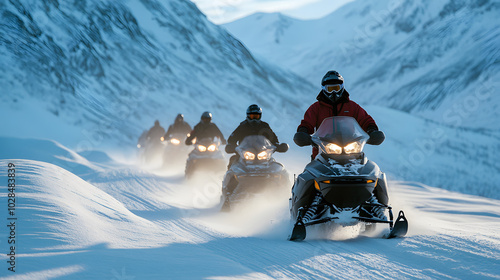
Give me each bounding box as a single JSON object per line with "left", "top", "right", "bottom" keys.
{"left": 312, "top": 117, "right": 369, "bottom": 155}
{"left": 236, "top": 135, "right": 275, "bottom": 162}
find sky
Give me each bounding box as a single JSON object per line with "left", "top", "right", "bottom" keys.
{"left": 189, "top": 0, "right": 355, "bottom": 24}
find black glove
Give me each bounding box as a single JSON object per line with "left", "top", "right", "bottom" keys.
{"left": 294, "top": 131, "right": 312, "bottom": 147}
{"left": 225, "top": 143, "right": 236, "bottom": 153}
{"left": 221, "top": 138, "right": 227, "bottom": 145}
{"left": 276, "top": 143, "right": 289, "bottom": 153}
{"left": 367, "top": 130, "right": 385, "bottom": 145}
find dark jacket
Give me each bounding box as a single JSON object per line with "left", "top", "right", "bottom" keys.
{"left": 298, "top": 90, "right": 378, "bottom": 158}
{"left": 228, "top": 119, "right": 279, "bottom": 146}
{"left": 146, "top": 124, "right": 165, "bottom": 142}
{"left": 164, "top": 121, "right": 192, "bottom": 139}
{"left": 185, "top": 122, "right": 226, "bottom": 145}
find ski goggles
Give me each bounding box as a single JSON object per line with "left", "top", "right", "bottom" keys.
{"left": 322, "top": 83, "right": 344, "bottom": 94}
{"left": 248, "top": 113, "right": 261, "bottom": 120}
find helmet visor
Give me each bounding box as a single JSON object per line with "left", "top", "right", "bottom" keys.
{"left": 248, "top": 113, "right": 261, "bottom": 120}
{"left": 322, "top": 84, "right": 344, "bottom": 94}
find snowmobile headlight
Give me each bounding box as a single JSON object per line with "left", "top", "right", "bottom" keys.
{"left": 257, "top": 151, "right": 270, "bottom": 160}
{"left": 197, "top": 145, "right": 207, "bottom": 152}
{"left": 137, "top": 144, "right": 141, "bottom": 149}
{"left": 325, "top": 143, "right": 342, "bottom": 154}
{"left": 243, "top": 151, "right": 255, "bottom": 160}
{"left": 344, "top": 142, "right": 362, "bottom": 154}
{"left": 207, "top": 144, "right": 217, "bottom": 152}
{"left": 170, "top": 138, "right": 181, "bottom": 145}
{"left": 160, "top": 136, "right": 165, "bottom": 142}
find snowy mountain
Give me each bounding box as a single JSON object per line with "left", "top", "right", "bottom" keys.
{"left": 223, "top": 0, "right": 500, "bottom": 131}
{"left": 1, "top": 137, "right": 499, "bottom": 279}
{"left": 0, "top": 0, "right": 314, "bottom": 147}
{"left": 221, "top": 0, "right": 500, "bottom": 200}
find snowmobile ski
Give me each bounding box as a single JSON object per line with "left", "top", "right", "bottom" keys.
{"left": 288, "top": 207, "right": 307, "bottom": 241}
{"left": 385, "top": 210, "right": 408, "bottom": 239}
{"left": 288, "top": 222, "right": 306, "bottom": 241}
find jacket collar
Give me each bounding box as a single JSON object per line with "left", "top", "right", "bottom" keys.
{"left": 316, "top": 89, "right": 350, "bottom": 106}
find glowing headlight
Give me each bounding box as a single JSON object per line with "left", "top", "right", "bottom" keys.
{"left": 137, "top": 144, "right": 141, "bottom": 149}
{"left": 257, "top": 151, "right": 269, "bottom": 160}
{"left": 198, "top": 145, "right": 207, "bottom": 152}
{"left": 160, "top": 136, "right": 165, "bottom": 142}
{"left": 207, "top": 144, "right": 217, "bottom": 152}
{"left": 243, "top": 151, "right": 255, "bottom": 160}
{"left": 325, "top": 143, "right": 342, "bottom": 154}
{"left": 170, "top": 138, "right": 181, "bottom": 145}
{"left": 344, "top": 142, "right": 362, "bottom": 154}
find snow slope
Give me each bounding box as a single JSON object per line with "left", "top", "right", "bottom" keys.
{"left": 1, "top": 134, "right": 499, "bottom": 279}
{"left": 0, "top": 0, "right": 314, "bottom": 148}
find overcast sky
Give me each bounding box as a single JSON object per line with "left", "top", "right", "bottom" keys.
{"left": 190, "top": 0, "right": 354, "bottom": 24}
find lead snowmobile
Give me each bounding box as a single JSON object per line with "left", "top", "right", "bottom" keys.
{"left": 289, "top": 116, "right": 408, "bottom": 241}
{"left": 221, "top": 135, "right": 289, "bottom": 211}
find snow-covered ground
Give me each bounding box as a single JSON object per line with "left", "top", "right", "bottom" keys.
{"left": 1, "top": 133, "right": 499, "bottom": 279}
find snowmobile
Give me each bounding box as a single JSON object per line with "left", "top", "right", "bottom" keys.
{"left": 137, "top": 131, "right": 164, "bottom": 165}
{"left": 289, "top": 116, "right": 408, "bottom": 241}
{"left": 221, "top": 135, "right": 290, "bottom": 211}
{"left": 136, "top": 130, "right": 148, "bottom": 162}
{"left": 161, "top": 132, "right": 190, "bottom": 169}
{"left": 185, "top": 137, "right": 226, "bottom": 179}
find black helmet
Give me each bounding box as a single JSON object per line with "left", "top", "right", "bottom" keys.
{"left": 175, "top": 114, "right": 184, "bottom": 123}
{"left": 321, "top": 71, "right": 345, "bottom": 103}
{"left": 154, "top": 120, "right": 160, "bottom": 126}
{"left": 246, "top": 104, "right": 262, "bottom": 121}
{"left": 201, "top": 111, "right": 212, "bottom": 123}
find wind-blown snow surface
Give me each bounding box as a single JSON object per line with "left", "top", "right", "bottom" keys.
{"left": 223, "top": 0, "right": 500, "bottom": 131}
{"left": 1, "top": 136, "right": 499, "bottom": 279}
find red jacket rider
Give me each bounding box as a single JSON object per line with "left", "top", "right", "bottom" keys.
{"left": 296, "top": 71, "right": 383, "bottom": 159}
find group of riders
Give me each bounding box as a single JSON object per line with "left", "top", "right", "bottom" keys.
{"left": 137, "top": 71, "right": 406, "bottom": 240}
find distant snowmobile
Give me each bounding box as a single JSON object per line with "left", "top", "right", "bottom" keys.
{"left": 136, "top": 130, "right": 148, "bottom": 161}
{"left": 221, "top": 135, "right": 289, "bottom": 211}
{"left": 185, "top": 137, "right": 226, "bottom": 179}
{"left": 289, "top": 116, "right": 408, "bottom": 241}
{"left": 161, "top": 132, "right": 190, "bottom": 169}
{"left": 137, "top": 130, "right": 164, "bottom": 165}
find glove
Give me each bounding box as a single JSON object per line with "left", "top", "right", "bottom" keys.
{"left": 276, "top": 143, "right": 289, "bottom": 153}
{"left": 367, "top": 130, "right": 385, "bottom": 145}
{"left": 221, "top": 138, "right": 227, "bottom": 145}
{"left": 293, "top": 131, "right": 312, "bottom": 147}
{"left": 225, "top": 143, "right": 236, "bottom": 153}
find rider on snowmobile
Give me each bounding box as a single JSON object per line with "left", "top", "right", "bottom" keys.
{"left": 292, "top": 71, "right": 388, "bottom": 224}
{"left": 225, "top": 104, "right": 284, "bottom": 168}
{"left": 146, "top": 120, "right": 166, "bottom": 144}
{"left": 163, "top": 114, "right": 192, "bottom": 141}
{"left": 185, "top": 112, "right": 226, "bottom": 145}
{"left": 294, "top": 70, "right": 385, "bottom": 159}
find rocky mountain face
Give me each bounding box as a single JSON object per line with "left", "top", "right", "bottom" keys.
{"left": 0, "top": 0, "right": 314, "bottom": 145}
{"left": 223, "top": 0, "right": 500, "bottom": 132}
